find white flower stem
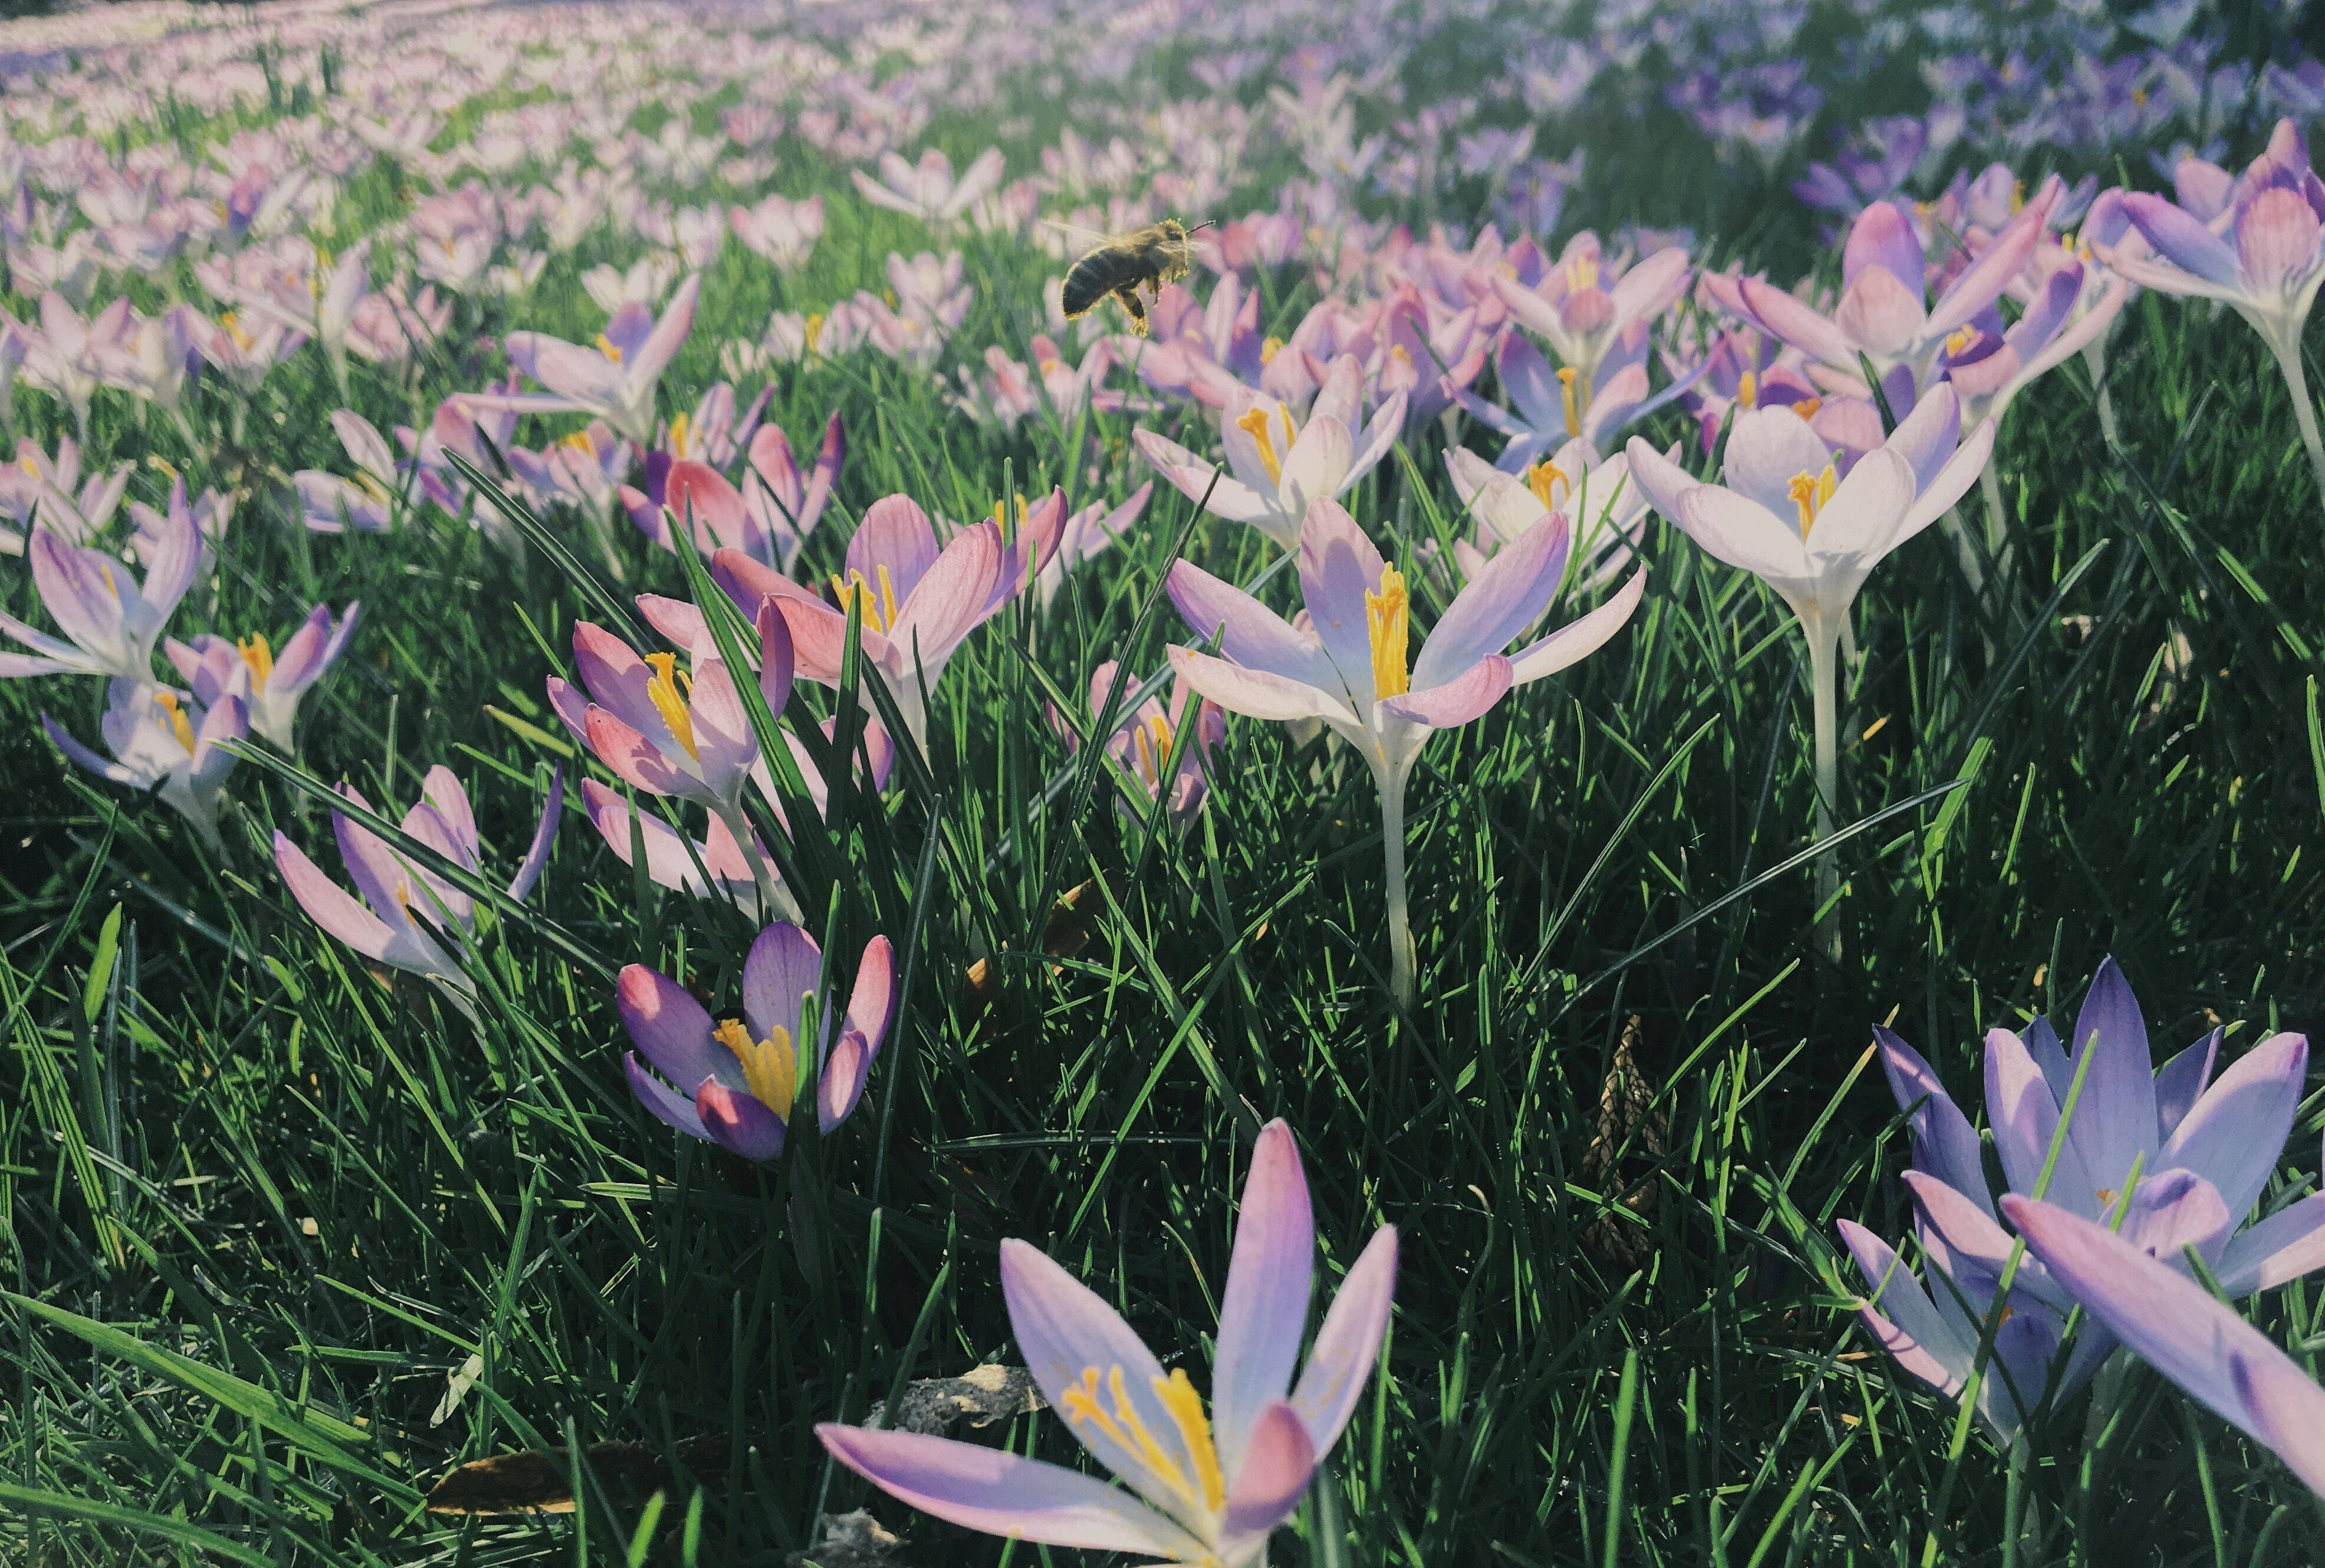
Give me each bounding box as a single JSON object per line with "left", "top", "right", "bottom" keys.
{"left": 2266, "top": 330, "right": 2325, "bottom": 508}
{"left": 1375, "top": 762, "right": 1416, "bottom": 1008}
{"left": 715, "top": 799, "right": 791, "bottom": 923}
{"left": 1805, "top": 619, "right": 1843, "bottom": 966}
{"left": 1979, "top": 464, "right": 2012, "bottom": 596}
{"left": 2083, "top": 341, "right": 2118, "bottom": 445}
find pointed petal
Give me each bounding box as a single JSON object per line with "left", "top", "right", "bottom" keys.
{"left": 1214, "top": 1121, "right": 1315, "bottom": 1474}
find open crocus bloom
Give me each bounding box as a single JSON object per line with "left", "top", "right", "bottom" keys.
{"left": 295, "top": 410, "right": 408, "bottom": 534}
{"left": 1, "top": 434, "right": 128, "bottom": 551}
{"left": 618, "top": 922, "right": 897, "bottom": 1160}
{"left": 1939, "top": 247, "right": 2127, "bottom": 429}
{"left": 1491, "top": 232, "right": 1691, "bottom": 399}
{"left": 45, "top": 678, "right": 247, "bottom": 851}
{"left": 274, "top": 765, "right": 562, "bottom": 1016}
{"left": 1167, "top": 497, "right": 1644, "bottom": 1002}
{"left": 636, "top": 413, "right": 843, "bottom": 573}
{"left": 715, "top": 491, "right": 1060, "bottom": 753}
{"left": 168, "top": 601, "right": 358, "bottom": 751}
{"left": 1739, "top": 193, "right": 2053, "bottom": 407}
{"left": 1453, "top": 324, "right": 1697, "bottom": 470}
{"left": 2007, "top": 1192, "right": 2325, "bottom": 1497}
{"left": 1, "top": 504, "right": 197, "bottom": 681}
{"left": 820, "top": 1119, "right": 1397, "bottom": 1566}
{"left": 1840, "top": 959, "right": 2322, "bottom": 1439}
{"left": 1135, "top": 357, "right": 1406, "bottom": 551}
{"left": 850, "top": 146, "right": 1006, "bottom": 228}
{"left": 1446, "top": 441, "right": 1654, "bottom": 593}
{"left": 474, "top": 274, "right": 701, "bottom": 445}
{"left": 1052, "top": 660, "right": 1224, "bottom": 826}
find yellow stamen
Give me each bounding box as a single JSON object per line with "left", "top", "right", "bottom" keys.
{"left": 220, "top": 310, "right": 255, "bottom": 350}
{"left": 1736, "top": 370, "right": 1758, "bottom": 409}
{"left": 712, "top": 1017, "right": 797, "bottom": 1117}
{"left": 1366, "top": 566, "right": 1411, "bottom": 701}
{"left": 1556, "top": 366, "right": 1584, "bottom": 439}
{"left": 642, "top": 651, "right": 698, "bottom": 758}
{"left": 829, "top": 565, "right": 899, "bottom": 635}
{"left": 1151, "top": 1368, "right": 1228, "bottom": 1513}
{"left": 1260, "top": 334, "right": 1283, "bottom": 364}
{"left": 17, "top": 456, "right": 35, "bottom": 477}
{"left": 1794, "top": 396, "right": 1822, "bottom": 420}
{"left": 1565, "top": 251, "right": 1599, "bottom": 292}
{"left": 1788, "top": 465, "right": 1838, "bottom": 537}
{"left": 990, "top": 494, "right": 1028, "bottom": 535}
{"left": 238, "top": 633, "right": 273, "bottom": 688}
{"left": 804, "top": 313, "right": 825, "bottom": 355}
{"left": 1235, "top": 405, "right": 1287, "bottom": 486}
{"left": 1057, "top": 1366, "right": 1223, "bottom": 1518}
{"left": 596, "top": 333, "right": 625, "bottom": 363}
{"left": 667, "top": 410, "right": 692, "bottom": 454}
{"left": 153, "top": 689, "right": 196, "bottom": 753}
{"left": 1130, "top": 712, "right": 1174, "bottom": 784}
{"left": 1945, "top": 325, "right": 1976, "bottom": 357}
{"left": 560, "top": 429, "right": 599, "bottom": 455}
{"left": 354, "top": 471, "right": 394, "bottom": 505}
{"left": 2009, "top": 178, "right": 2025, "bottom": 213}
{"left": 1525, "top": 459, "right": 1569, "bottom": 512}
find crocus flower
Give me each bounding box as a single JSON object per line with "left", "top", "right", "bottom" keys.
{"left": 1, "top": 435, "right": 127, "bottom": 551}
{"left": 2007, "top": 1193, "right": 2325, "bottom": 1495}
{"left": 546, "top": 608, "right": 792, "bottom": 912}
{"left": 1135, "top": 358, "right": 1407, "bottom": 551}
{"left": 1492, "top": 234, "right": 1690, "bottom": 400}
{"left": 730, "top": 192, "right": 824, "bottom": 269}
{"left": 1, "top": 507, "right": 197, "bottom": 681}
{"left": 166, "top": 601, "right": 359, "bottom": 751}
{"left": 1841, "top": 959, "right": 2321, "bottom": 1438}
{"left": 2101, "top": 120, "right": 2325, "bottom": 501}
{"left": 1037, "top": 483, "right": 1153, "bottom": 609}
{"left": 716, "top": 492, "right": 1060, "bottom": 754}
{"left": 5, "top": 292, "right": 130, "bottom": 440}
{"left": 45, "top": 679, "right": 246, "bottom": 851}
{"left": 819, "top": 1119, "right": 1397, "bottom": 1567}
{"left": 127, "top": 476, "right": 232, "bottom": 572}
{"left": 1627, "top": 389, "right": 1992, "bottom": 948}
{"left": 616, "top": 922, "right": 896, "bottom": 1160}
{"left": 637, "top": 416, "right": 842, "bottom": 573}
{"left": 294, "top": 411, "right": 408, "bottom": 534}
{"left": 475, "top": 274, "right": 701, "bottom": 445}
{"left": 1738, "top": 195, "right": 2053, "bottom": 407}
{"left": 851, "top": 147, "right": 1006, "bottom": 229}
{"left": 1168, "top": 498, "right": 1643, "bottom": 1004}
{"left": 1052, "top": 660, "right": 1224, "bottom": 826}
{"left": 220, "top": 239, "right": 370, "bottom": 399}
{"left": 1445, "top": 443, "right": 1650, "bottom": 592}
{"left": 273, "top": 765, "right": 562, "bottom": 1019}
{"left": 1453, "top": 327, "right": 1697, "bottom": 471}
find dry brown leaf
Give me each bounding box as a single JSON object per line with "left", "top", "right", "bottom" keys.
{"left": 863, "top": 1363, "right": 1043, "bottom": 1436}
{"left": 423, "top": 1432, "right": 731, "bottom": 1515}
{"left": 1582, "top": 1015, "right": 1669, "bottom": 1267}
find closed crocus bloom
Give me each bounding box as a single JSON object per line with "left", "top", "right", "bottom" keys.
{"left": 294, "top": 410, "right": 406, "bottom": 534}
{"left": 1168, "top": 497, "right": 1643, "bottom": 1004}
{"left": 617, "top": 922, "right": 897, "bottom": 1161}
{"left": 45, "top": 678, "right": 246, "bottom": 852}
{"left": 274, "top": 765, "right": 561, "bottom": 1021}
{"left": 820, "top": 1119, "right": 1396, "bottom": 1567}
{"left": 1, "top": 504, "right": 198, "bottom": 682}
{"left": 167, "top": 601, "right": 358, "bottom": 751}
{"left": 1135, "top": 357, "right": 1406, "bottom": 552}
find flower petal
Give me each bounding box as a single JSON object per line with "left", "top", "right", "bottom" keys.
{"left": 1214, "top": 1120, "right": 1315, "bottom": 1475}
{"left": 1289, "top": 1224, "right": 1396, "bottom": 1454}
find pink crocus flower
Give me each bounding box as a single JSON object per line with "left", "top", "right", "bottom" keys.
{"left": 272, "top": 765, "right": 561, "bottom": 1019}
{"left": 1135, "top": 357, "right": 1407, "bottom": 551}
{"left": 166, "top": 600, "right": 359, "bottom": 751}
{"left": 5, "top": 292, "right": 132, "bottom": 439}
{"left": 633, "top": 417, "right": 842, "bottom": 573}
{"left": 1492, "top": 233, "right": 1691, "bottom": 401}
{"left": 851, "top": 146, "right": 1007, "bottom": 228}
{"left": 474, "top": 274, "right": 701, "bottom": 445}
{"left": 715, "top": 492, "right": 1062, "bottom": 754}
{"left": 616, "top": 922, "right": 896, "bottom": 1161}
{"left": 46, "top": 678, "right": 247, "bottom": 851}
{"left": 294, "top": 411, "right": 407, "bottom": 534}
{"left": 1168, "top": 498, "right": 1644, "bottom": 1004}
{"left": 1, "top": 504, "right": 198, "bottom": 681}
{"left": 1052, "top": 659, "right": 1224, "bottom": 826}
{"left": 819, "top": 1119, "right": 1395, "bottom": 1567}
{"left": 1, "top": 435, "right": 128, "bottom": 552}
{"left": 729, "top": 192, "right": 824, "bottom": 269}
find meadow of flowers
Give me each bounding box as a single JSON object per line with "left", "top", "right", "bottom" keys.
{"left": 7, "top": 0, "right": 2325, "bottom": 1561}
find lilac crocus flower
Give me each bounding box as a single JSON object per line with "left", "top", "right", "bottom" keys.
{"left": 2007, "top": 1194, "right": 2325, "bottom": 1495}
{"left": 1627, "top": 389, "right": 1992, "bottom": 946}
{"left": 729, "top": 192, "right": 824, "bottom": 269}
{"left": 2101, "top": 120, "right": 2325, "bottom": 500}
{"left": 1842, "top": 960, "right": 2321, "bottom": 1438}
{"left": 1, "top": 507, "right": 198, "bottom": 681}
{"left": 1738, "top": 195, "right": 2053, "bottom": 407}
{"left": 1491, "top": 234, "right": 1690, "bottom": 400}
{"left": 851, "top": 147, "right": 1006, "bottom": 229}
{"left": 546, "top": 608, "right": 793, "bottom": 912}
{"left": 1454, "top": 326, "right": 1697, "bottom": 470}
{"left": 1, "top": 435, "right": 127, "bottom": 551}
{"left": 1052, "top": 660, "right": 1224, "bottom": 826}
{"left": 474, "top": 274, "right": 701, "bottom": 445}
{"left": 1168, "top": 498, "right": 1643, "bottom": 1004}
{"left": 1445, "top": 443, "right": 1650, "bottom": 592}
{"left": 820, "top": 1119, "right": 1396, "bottom": 1567}
{"left": 617, "top": 922, "right": 896, "bottom": 1160}
{"left": 5, "top": 292, "right": 130, "bottom": 439}
{"left": 127, "top": 476, "right": 232, "bottom": 572}
{"left": 717, "top": 492, "right": 1060, "bottom": 754}
{"left": 45, "top": 679, "right": 247, "bottom": 852}
{"left": 273, "top": 765, "right": 562, "bottom": 1020}
{"left": 639, "top": 413, "right": 842, "bottom": 573}
{"left": 1135, "top": 358, "right": 1407, "bottom": 551}
{"left": 166, "top": 600, "right": 359, "bottom": 751}
{"left": 294, "top": 412, "right": 408, "bottom": 534}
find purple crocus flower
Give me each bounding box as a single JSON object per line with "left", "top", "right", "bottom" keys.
{"left": 294, "top": 411, "right": 408, "bottom": 534}
{"left": 45, "top": 678, "right": 247, "bottom": 852}
{"left": 1168, "top": 497, "right": 1643, "bottom": 1004}
{"left": 165, "top": 600, "right": 359, "bottom": 751}
{"left": 472, "top": 274, "right": 701, "bottom": 445}
{"left": 1, "top": 505, "right": 198, "bottom": 681}
{"left": 616, "top": 922, "right": 896, "bottom": 1161}
{"left": 273, "top": 765, "right": 562, "bottom": 1020}
{"left": 1454, "top": 324, "right": 1699, "bottom": 469}
{"left": 1738, "top": 194, "right": 2053, "bottom": 407}
{"left": 1841, "top": 959, "right": 2321, "bottom": 1438}
{"left": 2006, "top": 1194, "right": 2325, "bottom": 1495}
{"left": 2100, "top": 119, "right": 2325, "bottom": 500}
{"left": 1, "top": 434, "right": 128, "bottom": 551}
{"left": 1052, "top": 660, "right": 1224, "bottom": 826}
{"left": 1491, "top": 233, "right": 1690, "bottom": 400}
{"left": 819, "top": 1119, "right": 1397, "bottom": 1566}
{"left": 851, "top": 147, "right": 1007, "bottom": 228}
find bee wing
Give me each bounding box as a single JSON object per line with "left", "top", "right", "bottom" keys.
{"left": 1036, "top": 216, "right": 1115, "bottom": 249}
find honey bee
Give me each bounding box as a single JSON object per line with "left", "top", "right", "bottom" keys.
{"left": 1056, "top": 219, "right": 1210, "bottom": 337}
